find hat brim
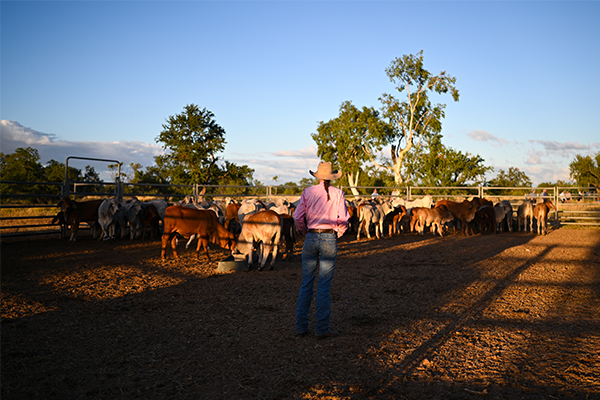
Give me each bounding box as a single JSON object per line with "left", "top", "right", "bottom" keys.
{"left": 310, "top": 170, "right": 342, "bottom": 180}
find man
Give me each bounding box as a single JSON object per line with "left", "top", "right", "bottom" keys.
{"left": 528, "top": 189, "right": 537, "bottom": 200}
{"left": 294, "top": 162, "right": 349, "bottom": 339}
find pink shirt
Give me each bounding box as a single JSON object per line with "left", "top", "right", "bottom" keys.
{"left": 294, "top": 183, "right": 349, "bottom": 238}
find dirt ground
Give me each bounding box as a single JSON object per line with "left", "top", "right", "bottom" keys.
{"left": 2, "top": 227, "right": 600, "bottom": 400}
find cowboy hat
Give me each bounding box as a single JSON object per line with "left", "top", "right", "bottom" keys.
{"left": 309, "top": 162, "right": 342, "bottom": 180}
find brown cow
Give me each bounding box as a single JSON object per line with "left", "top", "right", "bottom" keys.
{"left": 470, "top": 197, "right": 494, "bottom": 208}
{"left": 58, "top": 197, "right": 104, "bottom": 241}
{"left": 534, "top": 200, "right": 556, "bottom": 235}
{"left": 383, "top": 205, "right": 406, "bottom": 236}
{"left": 475, "top": 205, "right": 496, "bottom": 234}
{"left": 161, "top": 205, "right": 236, "bottom": 260}
{"left": 346, "top": 200, "right": 358, "bottom": 233}
{"left": 435, "top": 199, "right": 477, "bottom": 235}
{"left": 233, "top": 210, "right": 282, "bottom": 270}
{"left": 411, "top": 205, "right": 454, "bottom": 237}
{"left": 279, "top": 213, "right": 296, "bottom": 261}
{"left": 141, "top": 203, "right": 160, "bottom": 239}
{"left": 224, "top": 201, "right": 242, "bottom": 235}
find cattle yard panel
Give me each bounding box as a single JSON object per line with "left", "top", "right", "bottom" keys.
{"left": 2, "top": 182, "right": 598, "bottom": 240}
{"left": 555, "top": 186, "right": 600, "bottom": 227}
{"left": 0, "top": 181, "right": 65, "bottom": 239}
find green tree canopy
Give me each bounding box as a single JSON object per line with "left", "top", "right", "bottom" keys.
{"left": 569, "top": 152, "right": 600, "bottom": 187}
{"left": 488, "top": 167, "right": 532, "bottom": 188}
{"left": 0, "top": 147, "right": 46, "bottom": 182}
{"left": 155, "top": 104, "right": 228, "bottom": 185}
{"left": 487, "top": 167, "right": 532, "bottom": 196}
{"left": 403, "top": 135, "right": 491, "bottom": 187}
{"left": 0, "top": 147, "right": 100, "bottom": 201}
{"left": 311, "top": 100, "right": 394, "bottom": 195}
{"left": 379, "top": 50, "right": 459, "bottom": 185}
{"left": 153, "top": 104, "right": 254, "bottom": 189}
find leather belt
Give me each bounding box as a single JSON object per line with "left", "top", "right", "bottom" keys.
{"left": 308, "top": 228, "right": 334, "bottom": 233}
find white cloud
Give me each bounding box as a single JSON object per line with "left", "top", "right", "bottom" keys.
{"left": 225, "top": 145, "right": 320, "bottom": 183}
{"left": 466, "top": 130, "right": 509, "bottom": 146}
{"left": 1, "top": 120, "right": 163, "bottom": 180}
{"left": 271, "top": 145, "right": 318, "bottom": 159}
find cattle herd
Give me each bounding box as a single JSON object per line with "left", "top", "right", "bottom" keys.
{"left": 55, "top": 192, "right": 556, "bottom": 270}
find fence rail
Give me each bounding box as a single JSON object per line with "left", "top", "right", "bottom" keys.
{"left": 1, "top": 180, "right": 598, "bottom": 239}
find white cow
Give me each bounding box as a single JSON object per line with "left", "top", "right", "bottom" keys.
{"left": 233, "top": 210, "right": 282, "bottom": 270}
{"left": 392, "top": 193, "right": 435, "bottom": 209}
{"left": 238, "top": 199, "right": 266, "bottom": 225}
{"left": 124, "top": 198, "right": 144, "bottom": 239}
{"left": 517, "top": 200, "right": 535, "bottom": 232}
{"left": 494, "top": 202, "right": 512, "bottom": 233}
{"left": 357, "top": 203, "right": 383, "bottom": 240}
{"left": 499, "top": 200, "right": 513, "bottom": 232}
{"left": 98, "top": 197, "right": 122, "bottom": 241}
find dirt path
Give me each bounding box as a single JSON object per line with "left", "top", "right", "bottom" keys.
{"left": 2, "top": 228, "right": 599, "bottom": 399}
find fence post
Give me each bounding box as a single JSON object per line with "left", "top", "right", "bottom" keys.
{"left": 554, "top": 186, "right": 559, "bottom": 227}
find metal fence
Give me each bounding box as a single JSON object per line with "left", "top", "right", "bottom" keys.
{"left": 1, "top": 180, "right": 599, "bottom": 240}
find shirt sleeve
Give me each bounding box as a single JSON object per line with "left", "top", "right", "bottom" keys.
{"left": 335, "top": 191, "right": 350, "bottom": 238}
{"left": 293, "top": 194, "right": 307, "bottom": 235}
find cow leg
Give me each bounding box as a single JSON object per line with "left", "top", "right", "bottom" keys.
{"left": 70, "top": 222, "right": 79, "bottom": 242}
{"left": 529, "top": 217, "right": 533, "bottom": 233}
{"left": 269, "top": 241, "right": 279, "bottom": 270}
{"left": 258, "top": 243, "right": 269, "bottom": 271}
{"left": 438, "top": 222, "right": 444, "bottom": 237}
{"left": 161, "top": 233, "right": 174, "bottom": 259}
{"left": 170, "top": 235, "right": 181, "bottom": 259}
{"left": 196, "top": 236, "right": 211, "bottom": 260}
{"left": 185, "top": 234, "right": 196, "bottom": 249}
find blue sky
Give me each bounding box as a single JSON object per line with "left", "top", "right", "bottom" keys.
{"left": 2, "top": 1, "right": 599, "bottom": 185}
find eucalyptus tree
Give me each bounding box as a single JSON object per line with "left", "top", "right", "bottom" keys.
{"left": 379, "top": 51, "right": 459, "bottom": 185}
{"left": 312, "top": 101, "right": 394, "bottom": 195}
{"left": 569, "top": 152, "right": 600, "bottom": 187}
{"left": 154, "top": 104, "right": 253, "bottom": 188}
{"left": 155, "top": 104, "right": 228, "bottom": 186}
{"left": 403, "top": 134, "right": 491, "bottom": 187}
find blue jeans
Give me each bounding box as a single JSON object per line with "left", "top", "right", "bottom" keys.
{"left": 296, "top": 232, "right": 338, "bottom": 336}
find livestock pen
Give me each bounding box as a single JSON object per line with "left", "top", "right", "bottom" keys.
{"left": 2, "top": 180, "right": 599, "bottom": 240}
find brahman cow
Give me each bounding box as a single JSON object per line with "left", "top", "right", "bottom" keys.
{"left": 534, "top": 200, "right": 556, "bottom": 235}
{"left": 517, "top": 200, "right": 535, "bottom": 233}
{"left": 383, "top": 204, "right": 407, "bottom": 236}
{"left": 392, "top": 193, "right": 434, "bottom": 209}
{"left": 435, "top": 199, "right": 477, "bottom": 235}
{"left": 345, "top": 200, "right": 358, "bottom": 234}
{"left": 279, "top": 213, "right": 296, "bottom": 261}
{"left": 475, "top": 205, "right": 497, "bottom": 234}
{"left": 58, "top": 197, "right": 104, "bottom": 241}
{"left": 142, "top": 199, "right": 169, "bottom": 226}
{"left": 238, "top": 198, "right": 267, "bottom": 225}
{"left": 357, "top": 203, "right": 382, "bottom": 240}
{"left": 124, "top": 198, "right": 144, "bottom": 239}
{"left": 141, "top": 203, "right": 160, "bottom": 239}
{"left": 161, "top": 205, "right": 236, "bottom": 260}
{"left": 224, "top": 201, "right": 242, "bottom": 235}
{"left": 98, "top": 197, "right": 123, "bottom": 241}
{"left": 233, "top": 209, "right": 282, "bottom": 270}
{"left": 494, "top": 200, "right": 514, "bottom": 233}
{"left": 411, "top": 204, "right": 454, "bottom": 237}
